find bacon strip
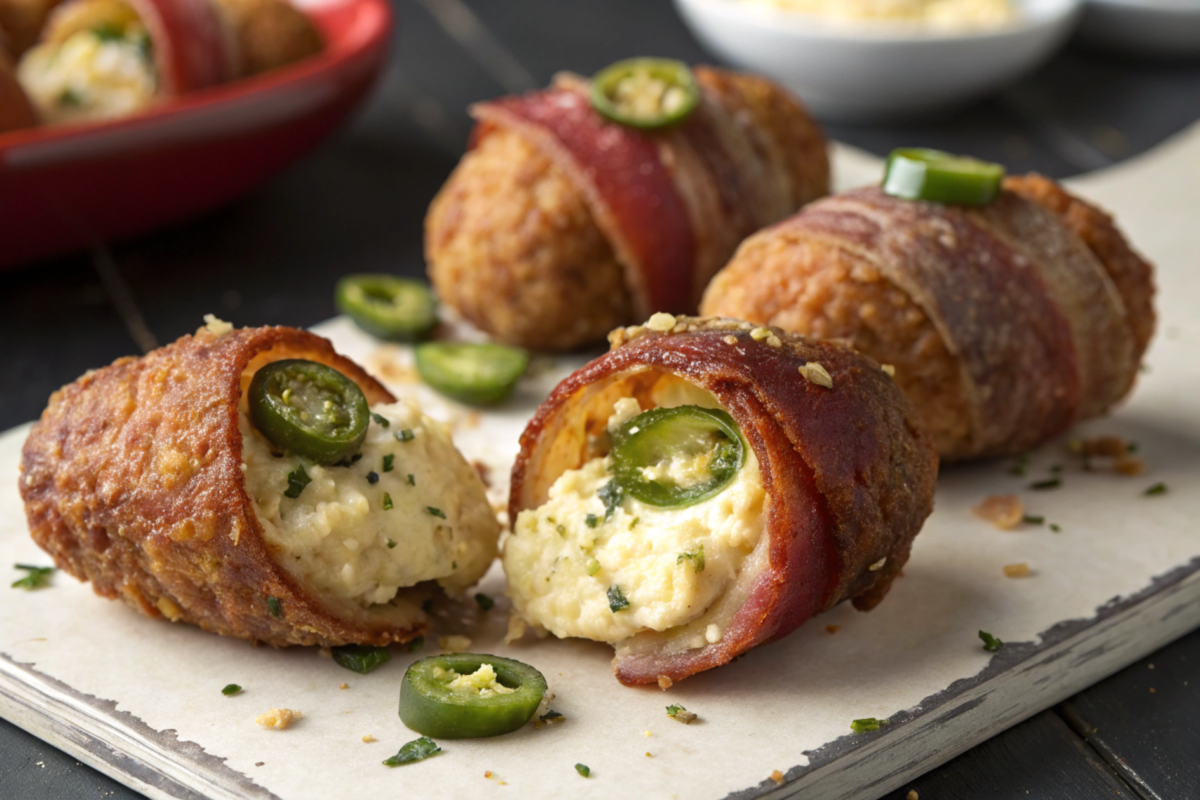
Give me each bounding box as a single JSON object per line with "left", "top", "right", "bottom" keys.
{"left": 131, "top": 0, "right": 234, "bottom": 94}
{"left": 508, "top": 319, "right": 937, "bottom": 685}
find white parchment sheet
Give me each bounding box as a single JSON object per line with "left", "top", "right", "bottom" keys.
{"left": 1, "top": 134, "right": 1198, "bottom": 800}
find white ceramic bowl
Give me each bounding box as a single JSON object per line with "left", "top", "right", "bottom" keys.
{"left": 1077, "top": 0, "right": 1200, "bottom": 58}
{"left": 673, "top": 0, "right": 1083, "bottom": 123}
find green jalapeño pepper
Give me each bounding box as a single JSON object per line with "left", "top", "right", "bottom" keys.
{"left": 882, "top": 148, "right": 1005, "bottom": 206}
{"left": 335, "top": 275, "right": 438, "bottom": 342}
{"left": 415, "top": 342, "right": 528, "bottom": 406}
{"left": 610, "top": 405, "right": 745, "bottom": 508}
{"left": 399, "top": 654, "right": 547, "bottom": 739}
{"left": 248, "top": 359, "right": 369, "bottom": 465}
{"left": 591, "top": 57, "right": 700, "bottom": 130}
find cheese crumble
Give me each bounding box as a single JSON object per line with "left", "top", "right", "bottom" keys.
{"left": 437, "top": 663, "right": 516, "bottom": 698}
{"left": 18, "top": 28, "right": 156, "bottom": 124}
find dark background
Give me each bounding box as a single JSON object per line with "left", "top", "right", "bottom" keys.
{"left": 2, "top": 0, "right": 1198, "bottom": 797}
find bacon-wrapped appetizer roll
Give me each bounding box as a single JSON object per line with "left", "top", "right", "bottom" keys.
{"left": 503, "top": 315, "right": 936, "bottom": 685}
{"left": 19, "top": 320, "right": 498, "bottom": 647}
{"left": 426, "top": 59, "right": 830, "bottom": 352}
{"left": 702, "top": 174, "right": 1156, "bottom": 461}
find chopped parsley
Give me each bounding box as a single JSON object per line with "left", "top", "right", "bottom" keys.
{"left": 539, "top": 710, "right": 564, "bottom": 723}
{"left": 1049, "top": 523, "right": 1062, "bottom": 532}
{"left": 387, "top": 538, "right": 397, "bottom": 549}
{"left": 332, "top": 645, "right": 391, "bottom": 674}
{"left": 1029, "top": 477, "right": 1061, "bottom": 491}
{"left": 284, "top": 465, "right": 311, "bottom": 498}
{"left": 383, "top": 454, "right": 394, "bottom": 473}
{"left": 585, "top": 513, "right": 598, "bottom": 529}
{"left": 396, "top": 429, "right": 415, "bottom": 443}
{"left": 1022, "top": 515, "right": 1045, "bottom": 525}
{"left": 383, "top": 736, "right": 441, "bottom": 767}
{"left": 598, "top": 480, "right": 623, "bottom": 521}
{"left": 978, "top": 630, "right": 1003, "bottom": 652}
{"left": 475, "top": 593, "right": 495, "bottom": 611}
{"left": 408, "top": 635, "right": 424, "bottom": 652}
{"left": 407, "top": 474, "right": 416, "bottom": 486}
{"left": 367, "top": 471, "right": 380, "bottom": 485}
{"left": 382, "top": 493, "right": 394, "bottom": 510}
{"left": 11, "top": 564, "right": 55, "bottom": 590}
{"left": 1144, "top": 482, "right": 1167, "bottom": 496}
{"left": 586, "top": 558, "right": 601, "bottom": 576}
{"left": 335, "top": 453, "right": 364, "bottom": 467}
{"left": 427, "top": 507, "right": 446, "bottom": 519}
{"left": 677, "top": 545, "right": 705, "bottom": 573}
{"left": 607, "top": 585, "right": 630, "bottom": 613}
{"left": 850, "top": 718, "right": 885, "bottom": 733}
{"left": 574, "top": 763, "right": 591, "bottom": 778}
{"left": 666, "top": 704, "right": 697, "bottom": 724}
{"left": 58, "top": 88, "right": 83, "bottom": 107}
{"left": 267, "top": 596, "right": 282, "bottom": 618}
{"left": 371, "top": 412, "right": 390, "bottom": 428}
{"left": 556, "top": 524, "right": 566, "bottom": 537}
{"left": 221, "top": 684, "right": 242, "bottom": 696}
{"left": 1008, "top": 452, "right": 1030, "bottom": 477}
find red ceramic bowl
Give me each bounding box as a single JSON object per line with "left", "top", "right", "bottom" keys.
{"left": 0, "top": 0, "right": 393, "bottom": 269}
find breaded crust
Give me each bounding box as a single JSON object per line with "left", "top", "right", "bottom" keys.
{"left": 211, "top": 0, "right": 322, "bottom": 77}
{"left": 509, "top": 317, "right": 937, "bottom": 685}
{"left": 703, "top": 179, "right": 1154, "bottom": 460}
{"left": 19, "top": 325, "right": 433, "bottom": 648}
{"left": 0, "top": 0, "right": 63, "bottom": 57}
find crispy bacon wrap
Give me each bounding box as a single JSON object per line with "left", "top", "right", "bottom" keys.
{"left": 702, "top": 175, "right": 1156, "bottom": 460}
{"left": 506, "top": 317, "right": 936, "bottom": 685}
{"left": 19, "top": 323, "right": 498, "bottom": 647}
{"left": 0, "top": 48, "right": 35, "bottom": 132}
{"left": 426, "top": 66, "right": 829, "bottom": 351}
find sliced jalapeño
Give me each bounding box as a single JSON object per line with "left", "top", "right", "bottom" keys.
{"left": 248, "top": 359, "right": 369, "bottom": 465}
{"left": 882, "top": 148, "right": 1005, "bottom": 206}
{"left": 335, "top": 275, "right": 438, "bottom": 342}
{"left": 610, "top": 405, "right": 745, "bottom": 509}
{"left": 591, "top": 57, "right": 699, "bottom": 130}
{"left": 399, "top": 654, "right": 547, "bottom": 739}
{"left": 415, "top": 342, "right": 528, "bottom": 406}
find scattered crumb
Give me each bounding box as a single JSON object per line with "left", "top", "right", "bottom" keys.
{"left": 974, "top": 495, "right": 1023, "bottom": 530}
{"left": 505, "top": 614, "right": 528, "bottom": 644}
{"left": 907, "top": 792, "right": 919, "bottom": 800}
{"left": 485, "top": 771, "right": 493, "bottom": 779}
{"left": 723, "top": 335, "right": 738, "bottom": 345}
{"left": 799, "top": 362, "right": 833, "bottom": 388}
{"left": 646, "top": 752, "right": 653, "bottom": 757}
{"left": 770, "top": 770, "right": 785, "bottom": 786}
{"left": 202, "top": 314, "right": 233, "bottom": 337}
{"left": 647, "top": 312, "right": 678, "bottom": 332}
{"left": 826, "top": 624, "right": 841, "bottom": 634}
{"left": 868, "top": 557, "right": 887, "bottom": 572}
{"left": 498, "top": 781, "right": 507, "bottom": 786}
{"left": 439, "top": 635, "right": 473, "bottom": 652}
{"left": 882, "top": 364, "right": 896, "bottom": 377}
{"left": 255, "top": 762, "right": 264, "bottom": 767}
{"left": 339, "top": 683, "right": 349, "bottom": 690}
{"left": 1114, "top": 456, "right": 1146, "bottom": 476}
{"left": 256, "top": 708, "right": 302, "bottom": 730}
{"left": 1003, "top": 563, "right": 1032, "bottom": 578}
{"left": 658, "top": 675, "right": 673, "bottom": 691}
{"left": 362, "top": 735, "right": 376, "bottom": 743}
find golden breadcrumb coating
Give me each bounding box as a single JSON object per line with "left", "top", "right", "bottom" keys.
{"left": 426, "top": 128, "right": 634, "bottom": 351}
{"left": 212, "top": 0, "right": 322, "bottom": 77}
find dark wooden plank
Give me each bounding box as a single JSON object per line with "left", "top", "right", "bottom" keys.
{"left": 1062, "top": 627, "right": 1200, "bottom": 800}
{"left": 0, "top": 716, "right": 142, "bottom": 800}
{"left": 879, "top": 710, "right": 1131, "bottom": 800}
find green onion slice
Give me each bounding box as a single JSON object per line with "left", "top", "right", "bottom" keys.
{"left": 399, "top": 654, "right": 547, "bottom": 739}
{"left": 335, "top": 275, "right": 438, "bottom": 342}
{"left": 882, "top": 148, "right": 1005, "bottom": 206}
{"left": 249, "top": 360, "right": 369, "bottom": 465}
{"left": 610, "top": 405, "right": 745, "bottom": 509}
{"left": 415, "top": 342, "right": 528, "bottom": 406}
{"left": 591, "top": 57, "right": 699, "bottom": 130}
{"left": 332, "top": 645, "right": 391, "bottom": 674}
{"left": 383, "top": 736, "right": 441, "bottom": 767}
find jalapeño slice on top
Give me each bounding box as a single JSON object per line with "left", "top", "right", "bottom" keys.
{"left": 882, "top": 148, "right": 1005, "bottom": 206}
{"left": 249, "top": 359, "right": 369, "bottom": 465}
{"left": 335, "top": 275, "right": 438, "bottom": 342}
{"left": 610, "top": 405, "right": 745, "bottom": 509}
{"left": 399, "top": 654, "right": 547, "bottom": 739}
{"left": 590, "top": 57, "right": 700, "bottom": 130}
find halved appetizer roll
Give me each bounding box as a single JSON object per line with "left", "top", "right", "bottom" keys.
{"left": 504, "top": 315, "right": 937, "bottom": 685}
{"left": 702, "top": 169, "right": 1156, "bottom": 461}
{"left": 19, "top": 320, "right": 498, "bottom": 647}
{"left": 426, "top": 59, "right": 829, "bottom": 351}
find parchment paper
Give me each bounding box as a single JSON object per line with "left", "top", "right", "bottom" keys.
{"left": 1, "top": 135, "right": 1197, "bottom": 799}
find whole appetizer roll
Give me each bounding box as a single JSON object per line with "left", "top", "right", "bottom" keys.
{"left": 426, "top": 59, "right": 830, "bottom": 351}
{"left": 19, "top": 320, "right": 498, "bottom": 647}
{"left": 504, "top": 315, "right": 937, "bottom": 685}
{"left": 702, "top": 173, "right": 1156, "bottom": 461}
{"left": 16, "top": 0, "right": 319, "bottom": 124}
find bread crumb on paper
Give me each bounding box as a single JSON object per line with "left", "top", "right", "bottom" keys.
{"left": 339, "top": 683, "right": 349, "bottom": 690}
{"left": 826, "top": 624, "right": 841, "bottom": 634}
{"left": 439, "top": 635, "right": 473, "bottom": 652}
{"left": 770, "top": 770, "right": 785, "bottom": 786}
{"left": 256, "top": 708, "right": 302, "bottom": 730}
{"left": 362, "top": 734, "right": 376, "bottom": 743}
{"left": 973, "top": 495, "right": 1023, "bottom": 530}
{"left": 657, "top": 675, "right": 673, "bottom": 690}
{"left": 1003, "top": 563, "right": 1032, "bottom": 578}
{"left": 907, "top": 791, "right": 919, "bottom": 800}
{"left": 202, "top": 314, "right": 233, "bottom": 337}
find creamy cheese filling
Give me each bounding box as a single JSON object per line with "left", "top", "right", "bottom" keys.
{"left": 18, "top": 28, "right": 156, "bottom": 124}
{"left": 240, "top": 398, "right": 497, "bottom": 609}
{"left": 438, "top": 664, "right": 516, "bottom": 698}
{"left": 504, "top": 399, "right": 766, "bottom": 644}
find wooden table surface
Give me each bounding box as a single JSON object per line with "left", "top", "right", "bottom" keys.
{"left": 2, "top": 1, "right": 1198, "bottom": 797}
